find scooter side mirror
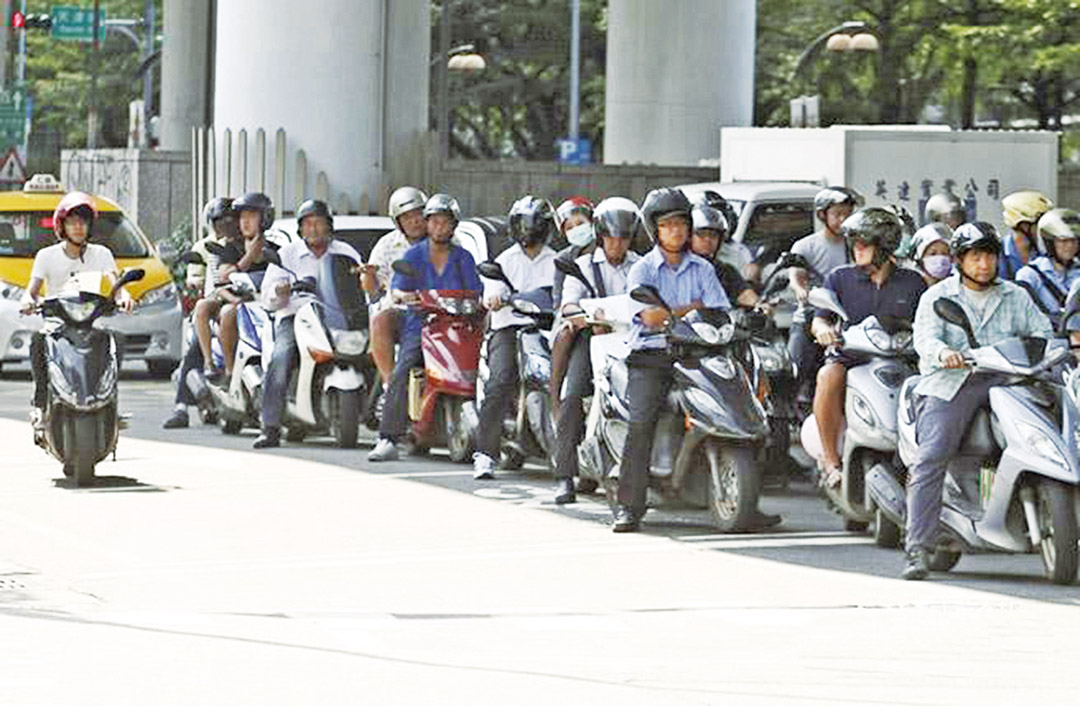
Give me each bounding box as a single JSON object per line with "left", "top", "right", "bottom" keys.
{"left": 261, "top": 248, "right": 282, "bottom": 267}
{"left": 110, "top": 268, "right": 145, "bottom": 298}
{"left": 178, "top": 250, "right": 205, "bottom": 265}
{"left": 391, "top": 259, "right": 420, "bottom": 279}
{"left": 477, "top": 261, "right": 515, "bottom": 292}
{"left": 204, "top": 241, "right": 227, "bottom": 257}
{"left": 630, "top": 284, "right": 669, "bottom": 310}
{"left": 777, "top": 251, "right": 811, "bottom": 271}
{"left": 933, "top": 298, "right": 978, "bottom": 349}
{"left": 807, "top": 287, "right": 849, "bottom": 322}
{"left": 553, "top": 257, "right": 596, "bottom": 298}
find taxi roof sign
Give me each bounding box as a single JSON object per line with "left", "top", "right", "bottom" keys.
{"left": 23, "top": 173, "right": 64, "bottom": 193}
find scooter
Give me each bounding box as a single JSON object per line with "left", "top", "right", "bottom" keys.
{"left": 869, "top": 297, "right": 1080, "bottom": 584}
{"left": 31, "top": 268, "right": 145, "bottom": 487}
{"left": 390, "top": 260, "right": 484, "bottom": 462}
{"left": 266, "top": 250, "right": 372, "bottom": 448}
{"left": 472, "top": 261, "right": 557, "bottom": 469}
{"left": 577, "top": 284, "right": 769, "bottom": 531}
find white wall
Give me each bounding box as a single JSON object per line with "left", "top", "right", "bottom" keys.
{"left": 604, "top": 0, "right": 755, "bottom": 166}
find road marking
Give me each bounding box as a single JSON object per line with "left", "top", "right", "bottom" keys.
{"left": 681, "top": 535, "right": 875, "bottom": 550}
{"left": 379, "top": 470, "right": 475, "bottom": 478}
{"left": 679, "top": 530, "right": 861, "bottom": 542}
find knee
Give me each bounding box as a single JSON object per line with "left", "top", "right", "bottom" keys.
{"left": 816, "top": 363, "right": 845, "bottom": 392}
{"left": 220, "top": 304, "right": 237, "bottom": 324}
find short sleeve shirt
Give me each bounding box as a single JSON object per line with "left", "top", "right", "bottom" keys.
{"left": 790, "top": 229, "right": 849, "bottom": 281}
{"left": 30, "top": 242, "right": 117, "bottom": 296}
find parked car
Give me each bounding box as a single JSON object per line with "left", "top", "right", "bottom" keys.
{"left": 677, "top": 181, "right": 820, "bottom": 265}
{"left": 0, "top": 175, "right": 183, "bottom": 377}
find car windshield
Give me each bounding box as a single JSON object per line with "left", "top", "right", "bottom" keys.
{"left": 0, "top": 211, "right": 150, "bottom": 258}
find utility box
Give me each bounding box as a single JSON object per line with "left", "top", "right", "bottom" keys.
{"left": 720, "top": 126, "right": 1059, "bottom": 227}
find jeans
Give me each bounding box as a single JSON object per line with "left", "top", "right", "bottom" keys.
{"left": 261, "top": 316, "right": 299, "bottom": 430}
{"left": 378, "top": 332, "right": 423, "bottom": 441}
{"left": 476, "top": 327, "right": 520, "bottom": 458}
{"left": 904, "top": 375, "right": 1003, "bottom": 552}
{"left": 553, "top": 332, "right": 592, "bottom": 480}
{"left": 174, "top": 336, "right": 205, "bottom": 406}
{"left": 788, "top": 319, "right": 822, "bottom": 397}
{"left": 616, "top": 350, "right": 674, "bottom": 515}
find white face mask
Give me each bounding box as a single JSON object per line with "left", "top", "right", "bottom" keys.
{"left": 566, "top": 222, "right": 595, "bottom": 248}
{"left": 922, "top": 254, "right": 952, "bottom": 279}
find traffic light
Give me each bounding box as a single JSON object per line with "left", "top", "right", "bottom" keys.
{"left": 24, "top": 14, "right": 52, "bottom": 30}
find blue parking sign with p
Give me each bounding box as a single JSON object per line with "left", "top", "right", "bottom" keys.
{"left": 557, "top": 138, "right": 591, "bottom": 165}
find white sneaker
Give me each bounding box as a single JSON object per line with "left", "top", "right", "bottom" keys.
{"left": 473, "top": 452, "right": 496, "bottom": 480}
{"left": 29, "top": 407, "right": 44, "bottom": 431}
{"left": 368, "top": 438, "right": 400, "bottom": 462}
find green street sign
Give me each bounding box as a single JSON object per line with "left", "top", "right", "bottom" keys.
{"left": 0, "top": 88, "right": 27, "bottom": 144}
{"left": 51, "top": 5, "right": 107, "bottom": 42}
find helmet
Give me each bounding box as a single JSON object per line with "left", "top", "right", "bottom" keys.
{"left": 233, "top": 192, "right": 275, "bottom": 231}
{"left": 388, "top": 186, "right": 428, "bottom": 220}
{"left": 508, "top": 195, "right": 556, "bottom": 248}
{"left": 1002, "top": 190, "right": 1053, "bottom": 229}
{"left": 296, "top": 198, "right": 334, "bottom": 230}
{"left": 1038, "top": 208, "right": 1080, "bottom": 244}
{"left": 556, "top": 196, "right": 594, "bottom": 230}
{"left": 423, "top": 193, "right": 461, "bottom": 224}
{"left": 911, "top": 222, "right": 953, "bottom": 262}
{"left": 951, "top": 221, "right": 1002, "bottom": 259}
{"left": 202, "top": 197, "right": 234, "bottom": 229}
{"left": 592, "top": 197, "right": 642, "bottom": 240}
{"left": 53, "top": 191, "right": 96, "bottom": 239}
{"left": 690, "top": 203, "right": 729, "bottom": 239}
{"left": 924, "top": 192, "right": 965, "bottom": 226}
{"left": 695, "top": 190, "right": 739, "bottom": 236}
{"left": 814, "top": 186, "right": 863, "bottom": 215}
{"left": 640, "top": 187, "right": 692, "bottom": 244}
{"left": 840, "top": 207, "right": 902, "bottom": 266}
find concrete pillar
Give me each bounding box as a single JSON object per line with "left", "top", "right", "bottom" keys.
{"left": 159, "top": 0, "right": 212, "bottom": 151}
{"left": 214, "top": 0, "right": 428, "bottom": 212}
{"left": 604, "top": 0, "right": 755, "bottom": 166}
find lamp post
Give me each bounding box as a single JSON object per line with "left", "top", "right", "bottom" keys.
{"left": 436, "top": 4, "right": 485, "bottom": 162}
{"left": 789, "top": 21, "right": 879, "bottom": 126}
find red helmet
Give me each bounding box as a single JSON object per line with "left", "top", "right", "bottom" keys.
{"left": 556, "top": 196, "right": 594, "bottom": 230}
{"left": 53, "top": 191, "right": 97, "bottom": 239}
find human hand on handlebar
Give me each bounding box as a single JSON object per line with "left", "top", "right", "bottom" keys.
{"left": 484, "top": 294, "right": 505, "bottom": 311}
{"left": 19, "top": 296, "right": 36, "bottom": 315}
{"left": 939, "top": 347, "right": 967, "bottom": 369}
{"left": 814, "top": 328, "right": 841, "bottom": 348}
{"left": 640, "top": 306, "right": 670, "bottom": 329}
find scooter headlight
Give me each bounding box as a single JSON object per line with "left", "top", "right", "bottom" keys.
{"left": 332, "top": 329, "right": 369, "bottom": 357}
{"left": 703, "top": 356, "right": 736, "bottom": 380}
{"left": 691, "top": 321, "right": 734, "bottom": 345}
{"left": 867, "top": 325, "right": 913, "bottom": 353}
{"left": 849, "top": 389, "right": 878, "bottom": 429}
{"left": 59, "top": 298, "right": 98, "bottom": 324}
{"left": 1015, "top": 420, "right": 1069, "bottom": 470}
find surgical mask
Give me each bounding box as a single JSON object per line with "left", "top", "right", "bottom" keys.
{"left": 922, "top": 254, "right": 952, "bottom": 279}
{"left": 566, "top": 222, "right": 595, "bottom": 248}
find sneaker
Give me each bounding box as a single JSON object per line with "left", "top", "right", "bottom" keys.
{"left": 162, "top": 409, "right": 189, "bottom": 429}
{"left": 368, "top": 438, "right": 400, "bottom": 462}
{"left": 29, "top": 407, "right": 44, "bottom": 432}
{"left": 473, "top": 452, "right": 496, "bottom": 480}
{"left": 819, "top": 463, "right": 842, "bottom": 489}
{"left": 901, "top": 547, "right": 930, "bottom": 581}
{"left": 252, "top": 427, "right": 281, "bottom": 449}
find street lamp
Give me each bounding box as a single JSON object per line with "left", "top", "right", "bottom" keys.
{"left": 789, "top": 20, "right": 879, "bottom": 127}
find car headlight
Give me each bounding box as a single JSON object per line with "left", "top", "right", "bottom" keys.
{"left": 1, "top": 281, "right": 25, "bottom": 301}
{"left": 138, "top": 283, "right": 178, "bottom": 308}
{"left": 1015, "top": 420, "right": 1069, "bottom": 470}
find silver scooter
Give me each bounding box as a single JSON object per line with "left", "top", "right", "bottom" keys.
{"left": 870, "top": 297, "right": 1080, "bottom": 584}
{"left": 802, "top": 287, "right": 917, "bottom": 543}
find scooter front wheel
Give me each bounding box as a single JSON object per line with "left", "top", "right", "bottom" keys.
{"left": 1037, "top": 479, "right": 1079, "bottom": 585}
{"left": 65, "top": 413, "right": 98, "bottom": 487}
{"left": 332, "top": 389, "right": 361, "bottom": 449}
{"left": 442, "top": 397, "right": 474, "bottom": 464}
{"left": 705, "top": 442, "right": 760, "bottom": 532}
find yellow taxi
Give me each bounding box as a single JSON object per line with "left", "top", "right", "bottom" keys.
{"left": 0, "top": 174, "right": 182, "bottom": 377}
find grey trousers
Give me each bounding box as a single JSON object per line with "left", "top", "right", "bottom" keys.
{"left": 553, "top": 332, "right": 592, "bottom": 480}
{"left": 904, "top": 375, "right": 1003, "bottom": 553}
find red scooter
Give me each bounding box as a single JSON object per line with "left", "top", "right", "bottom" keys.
{"left": 392, "top": 262, "right": 484, "bottom": 462}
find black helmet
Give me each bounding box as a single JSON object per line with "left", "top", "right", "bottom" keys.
{"left": 840, "top": 207, "right": 902, "bottom": 266}
{"left": 814, "top": 186, "right": 863, "bottom": 215}
{"left": 296, "top": 198, "right": 334, "bottom": 230}
{"left": 508, "top": 195, "right": 556, "bottom": 248}
{"left": 592, "top": 197, "right": 642, "bottom": 240}
{"left": 951, "top": 222, "right": 1002, "bottom": 259}
{"left": 202, "top": 197, "right": 234, "bottom": 229}
{"left": 640, "top": 187, "right": 692, "bottom": 244}
{"left": 233, "top": 192, "right": 275, "bottom": 231}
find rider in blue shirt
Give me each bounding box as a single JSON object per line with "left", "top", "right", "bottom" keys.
{"left": 369, "top": 194, "right": 482, "bottom": 461}
{"left": 1015, "top": 209, "right": 1080, "bottom": 326}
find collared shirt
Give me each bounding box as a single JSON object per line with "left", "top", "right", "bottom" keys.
{"left": 392, "top": 239, "right": 483, "bottom": 336}
{"left": 913, "top": 273, "right": 1053, "bottom": 400}
{"left": 562, "top": 247, "right": 640, "bottom": 308}
{"left": 484, "top": 243, "right": 557, "bottom": 330}
{"left": 626, "top": 247, "right": 730, "bottom": 351}
{"left": 261, "top": 238, "right": 364, "bottom": 317}
{"left": 815, "top": 264, "right": 926, "bottom": 326}
{"left": 553, "top": 244, "right": 591, "bottom": 310}
{"left": 1015, "top": 256, "right": 1080, "bottom": 316}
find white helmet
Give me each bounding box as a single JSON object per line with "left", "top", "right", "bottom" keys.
{"left": 911, "top": 222, "right": 952, "bottom": 261}
{"left": 388, "top": 186, "right": 429, "bottom": 221}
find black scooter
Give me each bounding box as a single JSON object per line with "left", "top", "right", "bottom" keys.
{"left": 33, "top": 268, "right": 145, "bottom": 486}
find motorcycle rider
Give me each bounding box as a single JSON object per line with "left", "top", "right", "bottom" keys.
{"left": 999, "top": 190, "right": 1054, "bottom": 280}
{"left": 20, "top": 192, "right": 133, "bottom": 429}
{"left": 360, "top": 186, "right": 429, "bottom": 410}
{"left": 910, "top": 223, "right": 954, "bottom": 287}
{"left": 810, "top": 208, "right": 926, "bottom": 488}
{"left": 1016, "top": 209, "right": 1080, "bottom": 320}
{"left": 903, "top": 222, "right": 1052, "bottom": 580}
{"left": 473, "top": 195, "right": 558, "bottom": 480}
{"left": 613, "top": 187, "right": 730, "bottom": 532}
{"left": 552, "top": 196, "right": 595, "bottom": 311}
{"left": 368, "top": 193, "right": 482, "bottom": 462}
{"left": 252, "top": 199, "right": 364, "bottom": 449}
{"left": 788, "top": 187, "right": 861, "bottom": 402}
{"left": 551, "top": 196, "right": 642, "bottom": 504}
{"left": 697, "top": 190, "right": 758, "bottom": 286}
{"left": 162, "top": 196, "right": 239, "bottom": 429}
{"left": 689, "top": 202, "right": 760, "bottom": 309}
